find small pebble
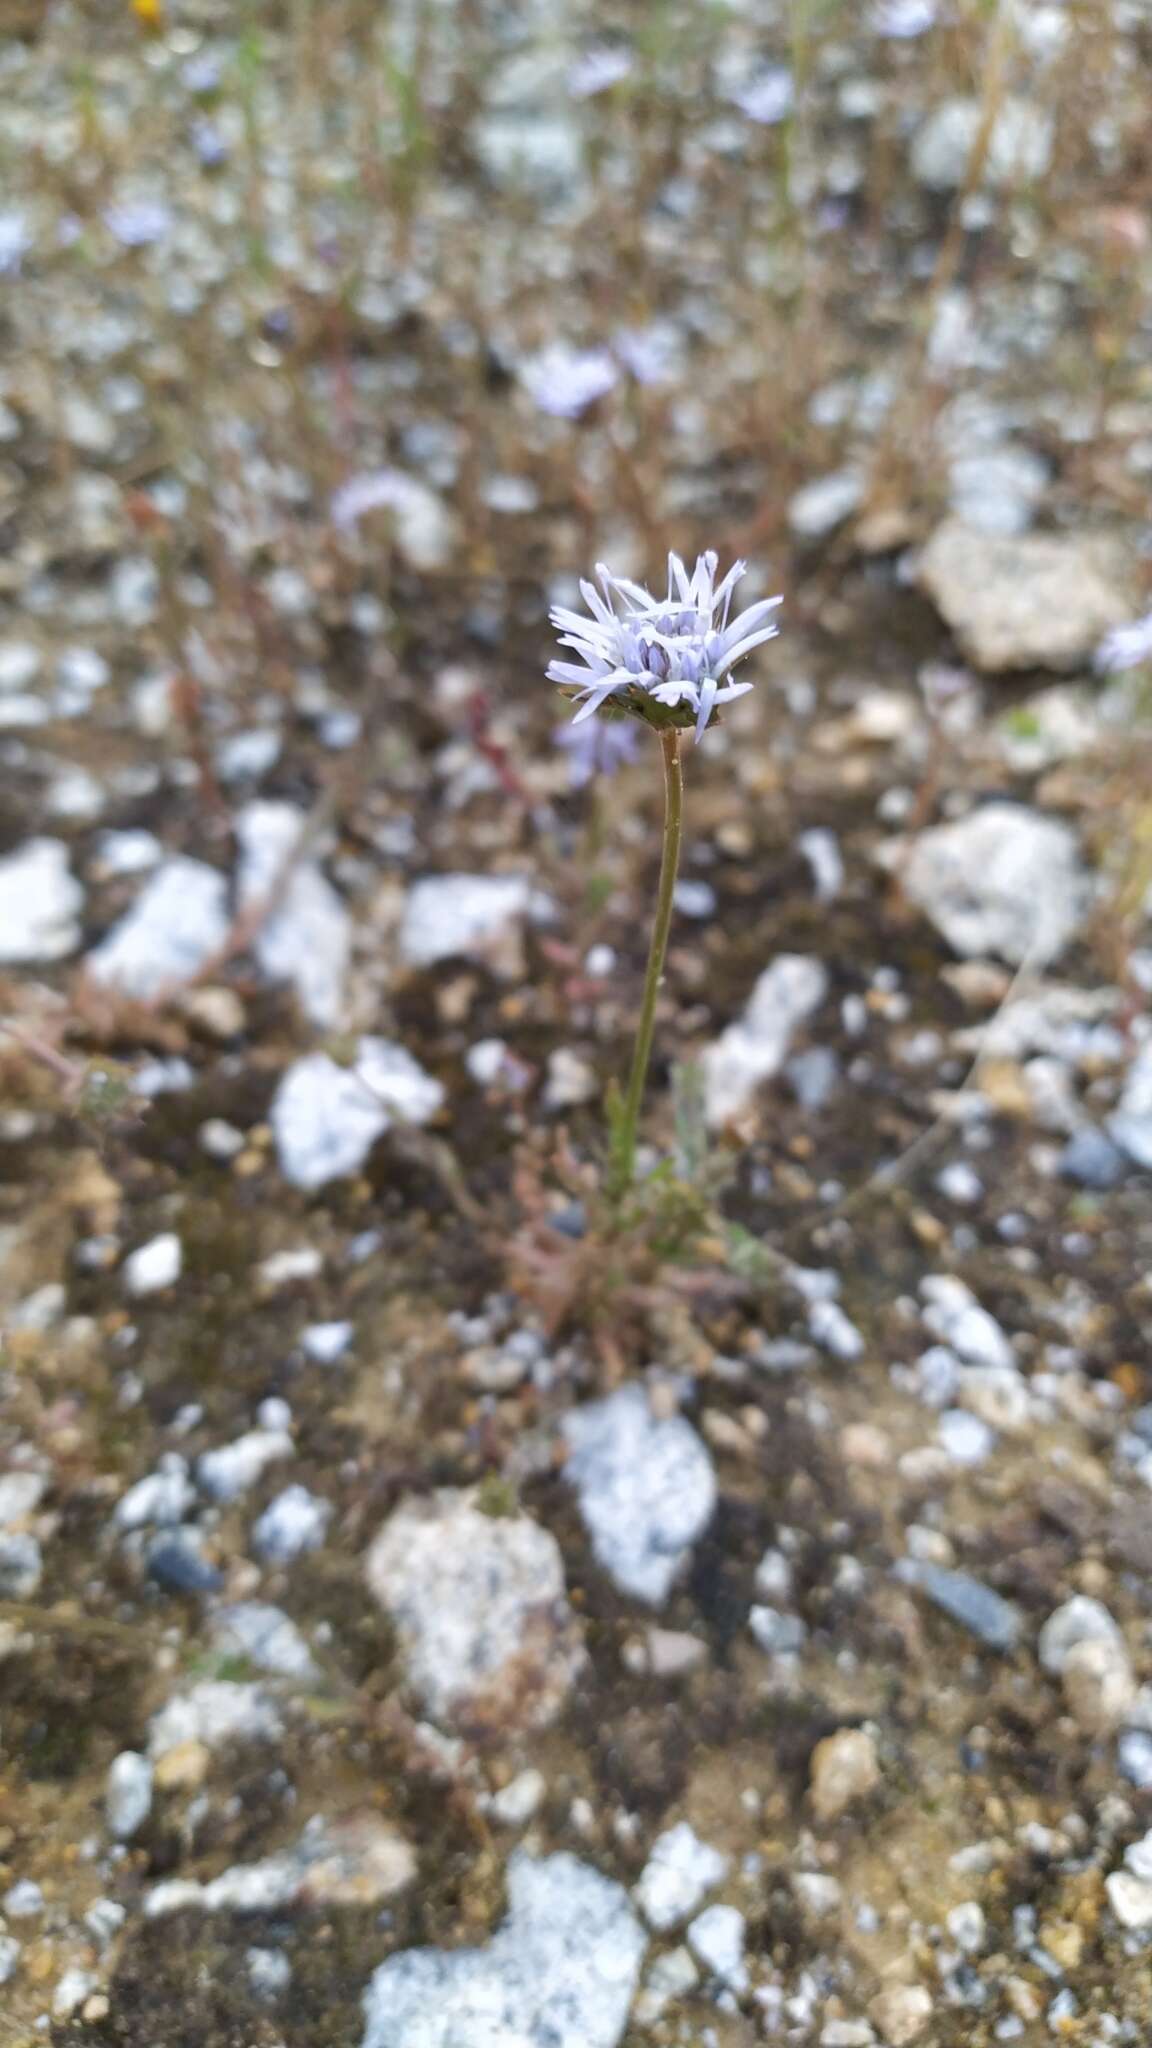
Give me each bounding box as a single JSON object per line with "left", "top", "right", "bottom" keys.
{"left": 809, "top": 1727, "right": 881, "bottom": 1822}
{"left": 106, "top": 1752, "right": 154, "bottom": 1839}
{"left": 122, "top": 1233, "right": 182, "bottom": 1296}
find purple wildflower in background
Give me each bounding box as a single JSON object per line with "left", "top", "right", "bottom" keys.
{"left": 729, "top": 66, "right": 795, "bottom": 125}
{"left": 104, "top": 201, "right": 173, "bottom": 247}
{"left": 521, "top": 344, "right": 619, "bottom": 419}
{"left": 182, "top": 51, "right": 222, "bottom": 94}
{"left": 555, "top": 715, "right": 641, "bottom": 789}
{"left": 192, "top": 118, "right": 228, "bottom": 167}
{"left": 568, "top": 47, "right": 635, "bottom": 98}
{"left": 1095, "top": 610, "right": 1152, "bottom": 674}
{"left": 548, "top": 552, "right": 781, "bottom": 744}
{"left": 871, "top": 0, "right": 937, "bottom": 35}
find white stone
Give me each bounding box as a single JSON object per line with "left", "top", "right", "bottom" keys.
{"left": 938, "top": 1409, "right": 994, "bottom": 1466}
{"left": 0, "top": 641, "right": 41, "bottom": 692}
{"left": 917, "top": 521, "right": 1130, "bottom": 674}
{"left": 148, "top": 1679, "right": 283, "bottom": 1758}
{"left": 147, "top": 1815, "right": 416, "bottom": 1918}
{"left": 96, "top": 829, "right": 161, "bottom": 876}
{"left": 788, "top": 470, "right": 864, "bottom": 540}
{"left": 808, "top": 1299, "right": 864, "bottom": 1361}
{"left": 870, "top": 1984, "right": 933, "bottom": 2045}
{"left": 945, "top": 1900, "right": 986, "bottom": 1954}
{"left": 687, "top": 1903, "right": 748, "bottom": 1991}
{"left": 1125, "top": 1829, "right": 1152, "bottom": 1882}
{"left": 703, "top": 955, "right": 828, "bottom": 1125}
{"left": 633, "top": 1946, "right": 699, "bottom": 2025}
{"left": 400, "top": 873, "right": 533, "bottom": 970}
{"left": 0, "top": 1935, "right": 20, "bottom": 1985}
{"left": 544, "top": 1047, "right": 597, "bottom": 1109}
{"left": 634, "top": 1823, "right": 728, "bottom": 1934}
{"left": 947, "top": 446, "right": 1048, "bottom": 537}
{"left": 899, "top": 805, "right": 1091, "bottom": 967}
{"left": 235, "top": 801, "right": 350, "bottom": 1030}
{"left": 209, "top": 1602, "right": 319, "bottom": 1682}
{"left": 489, "top": 1770, "right": 547, "bottom": 1828}
{"left": 956, "top": 1365, "right": 1031, "bottom": 1435}
{"left": 911, "top": 97, "right": 1052, "bottom": 190}
{"left": 1038, "top": 1595, "right": 1124, "bottom": 1676}
{"left": 301, "top": 1321, "right": 353, "bottom": 1364}
{"left": 3, "top": 1880, "right": 43, "bottom": 1917}
{"left": 563, "top": 1384, "right": 717, "bottom": 1607}
{"left": 198, "top": 1428, "right": 294, "bottom": 1502}
{"left": 1109, "top": 1040, "right": 1152, "bottom": 1169}
{"left": 54, "top": 1968, "right": 98, "bottom": 2020}
{"left": 809, "top": 1728, "right": 881, "bottom": 1822}
{"left": 1106, "top": 1870, "right": 1152, "bottom": 1931}
{"left": 248, "top": 1948, "right": 292, "bottom": 1997}
{"left": 791, "top": 1872, "right": 842, "bottom": 1922}
{"left": 921, "top": 1276, "right": 1015, "bottom": 1370}
{"left": 252, "top": 1485, "right": 332, "bottom": 1564}
{"left": 0, "top": 839, "right": 84, "bottom": 963}
{"left": 271, "top": 1040, "right": 444, "bottom": 1191}
{"left": 0, "top": 1532, "right": 41, "bottom": 1597}
{"left": 0, "top": 1472, "right": 45, "bottom": 1527}
{"left": 360, "top": 1851, "right": 645, "bottom": 2048}
{"left": 1061, "top": 1636, "right": 1137, "bottom": 1734}
{"left": 122, "top": 1232, "right": 182, "bottom": 1296}
{"left": 106, "top": 1751, "right": 154, "bottom": 1838}
{"left": 114, "top": 1453, "right": 197, "bottom": 1531}
{"left": 364, "top": 1490, "right": 585, "bottom": 1735}
{"left": 87, "top": 856, "right": 231, "bottom": 998}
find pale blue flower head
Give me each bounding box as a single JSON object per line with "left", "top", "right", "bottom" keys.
{"left": 1096, "top": 608, "right": 1152, "bottom": 675}
{"left": 548, "top": 552, "right": 781, "bottom": 743}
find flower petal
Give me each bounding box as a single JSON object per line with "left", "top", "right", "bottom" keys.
{"left": 571, "top": 676, "right": 629, "bottom": 722}
{"left": 714, "top": 622, "right": 780, "bottom": 674}
{"left": 694, "top": 674, "right": 718, "bottom": 742}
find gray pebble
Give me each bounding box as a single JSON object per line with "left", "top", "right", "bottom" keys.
{"left": 897, "top": 1561, "right": 1021, "bottom": 1651}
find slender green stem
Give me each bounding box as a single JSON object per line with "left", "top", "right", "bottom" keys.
{"left": 611, "top": 728, "right": 684, "bottom": 1196}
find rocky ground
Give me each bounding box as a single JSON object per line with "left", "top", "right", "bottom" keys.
{"left": 3, "top": 2, "right": 1152, "bottom": 2045}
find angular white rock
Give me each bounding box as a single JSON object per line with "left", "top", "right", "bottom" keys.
{"left": 364, "top": 1490, "right": 585, "bottom": 1735}
{"left": 917, "top": 521, "right": 1130, "bottom": 673}
{"left": 252, "top": 1485, "right": 333, "bottom": 1564}
{"left": 148, "top": 1679, "right": 283, "bottom": 1758}
{"left": 235, "top": 801, "right": 350, "bottom": 1030}
{"left": 899, "top": 805, "right": 1091, "bottom": 967}
{"left": 0, "top": 839, "right": 84, "bottom": 963}
{"left": 114, "top": 1453, "right": 196, "bottom": 1531}
{"left": 1109, "top": 1040, "right": 1152, "bottom": 1170}
{"left": 920, "top": 1276, "right": 1014, "bottom": 1370}
{"left": 272, "top": 1039, "right": 444, "bottom": 1191}
{"left": 1106, "top": 1870, "right": 1152, "bottom": 1931}
{"left": 198, "top": 1427, "right": 294, "bottom": 1502}
{"left": 209, "top": 1602, "right": 319, "bottom": 1682}
{"left": 400, "top": 873, "right": 533, "bottom": 970}
{"left": 703, "top": 954, "right": 828, "bottom": 1125}
{"left": 634, "top": 1823, "right": 728, "bottom": 1933}
{"left": 360, "top": 1851, "right": 645, "bottom": 2048}
{"left": 106, "top": 1751, "right": 154, "bottom": 1839}
{"left": 87, "top": 856, "right": 230, "bottom": 998}
{"left": 122, "top": 1232, "right": 182, "bottom": 1296}
{"left": 1038, "top": 1595, "right": 1124, "bottom": 1676}
{"left": 687, "top": 1903, "right": 748, "bottom": 1992}
{"left": 564, "top": 1384, "right": 717, "bottom": 1607}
